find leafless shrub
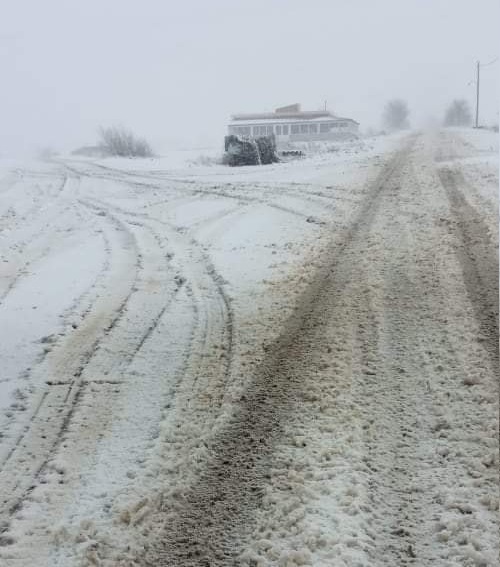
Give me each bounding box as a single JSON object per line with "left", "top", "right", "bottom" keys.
{"left": 98, "top": 126, "right": 153, "bottom": 157}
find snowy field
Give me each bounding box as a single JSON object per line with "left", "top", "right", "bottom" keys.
{"left": 0, "top": 130, "right": 497, "bottom": 566}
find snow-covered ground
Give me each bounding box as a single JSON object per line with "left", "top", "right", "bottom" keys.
{"left": 0, "top": 130, "right": 497, "bottom": 566}
{"left": 435, "top": 128, "right": 498, "bottom": 232}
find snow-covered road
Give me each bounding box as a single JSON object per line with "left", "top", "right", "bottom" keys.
{"left": 0, "top": 130, "right": 497, "bottom": 566}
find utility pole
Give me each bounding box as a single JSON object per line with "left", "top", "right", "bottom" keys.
{"left": 475, "top": 60, "right": 480, "bottom": 128}
{"left": 473, "top": 57, "right": 498, "bottom": 128}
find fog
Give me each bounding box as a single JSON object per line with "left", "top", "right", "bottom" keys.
{"left": 1, "top": 0, "right": 498, "bottom": 156}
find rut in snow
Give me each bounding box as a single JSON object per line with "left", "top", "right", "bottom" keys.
{"left": 438, "top": 168, "right": 499, "bottom": 367}
{"left": 143, "top": 139, "right": 416, "bottom": 566}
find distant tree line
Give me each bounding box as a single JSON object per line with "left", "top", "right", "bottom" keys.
{"left": 380, "top": 98, "right": 476, "bottom": 131}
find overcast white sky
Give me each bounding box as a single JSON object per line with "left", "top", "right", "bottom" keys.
{"left": 1, "top": 0, "right": 498, "bottom": 155}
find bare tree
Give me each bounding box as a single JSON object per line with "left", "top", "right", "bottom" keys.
{"left": 98, "top": 126, "right": 153, "bottom": 157}
{"left": 382, "top": 99, "right": 410, "bottom": 131}
{"left": 444, "top": 99, "right": 472, "bottom": 127}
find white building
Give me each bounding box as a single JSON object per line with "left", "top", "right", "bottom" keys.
{"left": 228, "top": 103, "right": 359, "bottom": 144}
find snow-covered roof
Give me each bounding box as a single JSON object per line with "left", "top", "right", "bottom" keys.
{"left": 231, "top": 110, "right": 334, "bottom": 121}
{"left": 229, "top": 115, "right": 358, "bottom": 126}
{"left": 229, "top": 104, "right": 358, "bottom": 125}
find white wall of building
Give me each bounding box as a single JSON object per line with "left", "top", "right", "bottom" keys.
{"left": 228, "top": 120, "right": 359, "bottom": 142}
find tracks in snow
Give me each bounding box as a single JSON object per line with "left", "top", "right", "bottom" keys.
{"left": 0, "top": 168, "right": 239, "bottom": 561}
{"left": 2, "top": 137, "right": 496, "bottom": 565}
{"left": 61, "top": 160, "right": 354, "bottom": 227}
{"left": 139, "top": 139, "right": 417, "bottom": 566}
{"left": 139, "top": 134, "right": 498, "bottom": 566}
{"left": 0, "top": 173, "right": 70, "bottom": 304}
{"left": 0, "top": 201, "right": 139, "bottom": 531}
{"left": 438, "top": 168, "right": 498, "bottom": 366}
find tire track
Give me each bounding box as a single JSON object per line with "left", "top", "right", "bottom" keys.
{"left": 351, "top": 151, "right": 499, "bottom": 565}
{"left": 82, "top": 194, "right": 236, "bottom": 407}
{"left": 0, "top": 175, "right": 70, "bottom": 305}
{"left": 0, "top": 203, "right": 140, "bottom": 532}
{"left": 138, "top": 139, "right": 416, "bottom": 566}
{"left": 438, "top": 168, "right": 498, "bottom": 366}
{"left": 352, "top": 235, "right": 424, "bottom": 565}
{"left": 0, "top": 193, "right": 115, "bottom": 452}
{"left": 0, "top": 178, "right": 227, "bottom": 562}
{"left": 70, "top": 186, "right": 236, "bottom": 415}
{"left": 62, "top": 161, "right": 329, "bottom": 226}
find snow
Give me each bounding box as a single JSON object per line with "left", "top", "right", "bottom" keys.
{"left": 65, "top": 145, "right": 223, "bottom": 173}
{"left": 435, "top": 128, "right": 498, "bottom": 235}
{"left": 228, "top": 116, "right": 355, "bottom": 125}
{"left": 0, "top": 129, "right": 497, "bottom": 566}
{"left": 0, "top": 234, "right": 105, "bottom": 413}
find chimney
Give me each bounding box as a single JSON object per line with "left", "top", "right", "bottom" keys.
{"left": 275, "top": 103, "right": 301, "bottom": 114}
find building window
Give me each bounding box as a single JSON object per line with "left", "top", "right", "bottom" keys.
{"left": 320, "top": 123, "right": 330, "bottom": 133}
{"left": 300, "top": 124, "right": 308, "bottom": 134}
{"left": 266, "top": 125, "right": 273, "bottom": 135}
{"left": 253, "top": 126, "right": 259, "bottom": 136}
{"left": 309, "top": 124, "right": 317, "bottom": 133}
{"left": 282, "top": 124, "right": 289, "bottom": 135}
{"left": 276, "top": 125, "right": 282, "bottom": 135}
{"left": 291, "top": 124, "right": 299, "bottom": 134}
